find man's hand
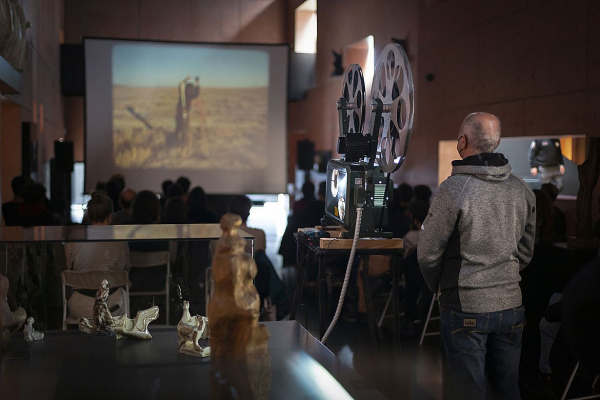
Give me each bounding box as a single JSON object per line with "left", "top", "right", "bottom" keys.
{"left": 530, "top": 167, "right": 538, "bottom": 177}
{"left": 559, "top": 164, "right": 565, "bottom": 175}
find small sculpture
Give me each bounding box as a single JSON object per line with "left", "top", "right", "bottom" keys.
{"left": 79, "top": 279, "right": 159, "bottom": 339}
{"left": 23, "top": 317, "right": 44, "bottom": 341}
{"left": 0, "top": 274, "right": 27, "bottom": 348}
{"left": 208, "top": 213, "right": 270, "bottom": 358}
{"left": 177, "top": 300, "right": 210, "bottom": 357}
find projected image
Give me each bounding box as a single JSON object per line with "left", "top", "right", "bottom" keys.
{"left": 111, "top": 44, "right": 269, "bottom": 170}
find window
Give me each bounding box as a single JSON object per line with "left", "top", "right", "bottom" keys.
{"left": 295, "top": 0, "right": 317, "bottom": 54}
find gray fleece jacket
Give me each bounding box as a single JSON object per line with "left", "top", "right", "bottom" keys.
{"left": 417, "top": 153, "right": 536, "bottom": 313}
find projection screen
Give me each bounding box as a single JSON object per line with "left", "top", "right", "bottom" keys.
{"left": 84, "top": 38, "right": 288, "bottom": 194}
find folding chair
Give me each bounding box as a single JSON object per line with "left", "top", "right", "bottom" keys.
{"left": 561, "top": 361, "right": 600, "bottom": 400}
{"left": 61, "top": 270, "right": 130, "bottom": 330}
{"left": 419, "top": 293, "right": 440, "bottom": 346}
{"left": 129, "top": 251, "right": 170, "bottom": 325}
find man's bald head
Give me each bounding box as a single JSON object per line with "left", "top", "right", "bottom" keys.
{"left": 458, "top": 112, "right": 501, "bottom": 156}
{"left": 119, "top": 188, "right": 137, "bottom": 211}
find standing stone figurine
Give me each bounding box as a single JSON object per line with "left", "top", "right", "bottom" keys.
{"left": 23, "top": 317, "right": 44, "bottom": 341}
{"left": 208, "top": 214, "right": 271, "bottom": 400}
{"left": 0, "top": 274, "right": 27, "bottom": 348}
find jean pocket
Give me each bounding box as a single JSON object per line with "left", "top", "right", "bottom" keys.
{"left": 449, "top": 311, "right": 488, "bottom": 352}
{"left": 509, "top": 306, "right": 526, "bottom": 345}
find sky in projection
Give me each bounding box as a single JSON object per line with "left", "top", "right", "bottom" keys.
{"left": 112, "top": 43, "right": 269, "bottom": 88}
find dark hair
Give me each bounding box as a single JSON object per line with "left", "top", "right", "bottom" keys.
{"left": 302, "top": 182, "right": 315, "bottom": 200}
{"left": 11, "top": 176, "right": 29, "bottom": 198}
{"left": 87, "top": 191, "right": 113, "bottom": 223}
{"left": 162, "top": 180, "right": 174, "bottom": 194}
{"left": 132, "top": 190, "right": 161, "bottom": 224}
{"left": 409, "top": 202, "right": 430, "bottom": 225}
{"left": 414, "top": 185, "right": 432, "bottom": 203}
{"left": 397, "top": 183, "right": 414, "bottom": 203}
{"left": 162, "top": 197, "right": 186, "bottom": 224}
{"left": 228, "top": 195, "right": 252, "bottom": 223}
{"left": 22, "top": 183, "right": 47, "bottom": 205}
{"left": 176, "top": 177, "right": 191, "bottom": 194}
{"left": 318, "top": 181, "right": 327, "bottom": 199}
{"left": 167, "top": 183, "right": 184, "bottom": 199}
{"left": 188, "top": 186, "right": 208, "bottom": 211}
{"left": 105, "top": 178, "right": 123, "bottom": 211}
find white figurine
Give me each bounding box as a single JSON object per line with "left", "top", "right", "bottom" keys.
{"left": 23, "top": 317, "right": 44, "bottom": 341}
{"left": 177, "top": 301, "right": 210, "bottom": 357}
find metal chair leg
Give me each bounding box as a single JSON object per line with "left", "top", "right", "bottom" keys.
{"left": 419, "top": 294, "right": 437, "bottom": 346}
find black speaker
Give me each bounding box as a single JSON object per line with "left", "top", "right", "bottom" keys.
{"left": 54, "top": 141, "right": 74, "bottom": 173}
{"left": 61, "top": 44, "right": 85, "bottom": 96}
{"left": 297, "top": 140, "right": 315, "bottom": 171}
{"left": 21, "top": 122, "right": 36, "bottom": 178}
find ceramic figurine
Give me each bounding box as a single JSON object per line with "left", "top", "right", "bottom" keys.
{"left": 208, "top": 213, "right": 270, "bottom": 359}
{"left": 23, "top": 317, "right": 44, "bottom": 341}
{"left": 79, "top": 279, "right": 159, "bottom": 339}
{"left": 177, "top": 300, "right": 210, "bottom": 357}
{"left": 0, "top": 274, "right": 27, "bottom": 348}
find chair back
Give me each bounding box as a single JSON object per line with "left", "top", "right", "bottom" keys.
{"left": 130, "top": 251, "right": 170, "bottom": 268}
{"left": 62, "top": 270, "right": 129, "bottom": 290}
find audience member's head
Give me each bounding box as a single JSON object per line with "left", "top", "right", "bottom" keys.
{"left": 458, "top": 112, "right": 501, "bottom": 157}
{"left": 162, "top": 197, "right": 186, "bottom": 224}
{"left": 110, "top": 174, "right": 126, "bottom": 190}
{"left": 87, "top": 191, "right": 113, "bottom": 225}
{"left": 409, "top": 201, "right": 430, "bottom": 229}
{"left": 318, "top": 181, "right": 326, "bottom": 200}
{"left": 188, "top": 186, "right": 209, "bottom": 212}
{"left": 397, "top": 183, "right": 414, "bottom": 205}
{"left": 167, "top": 183, "right": 184, "bottom": 199}
{"left": 22, "top": 183, "right": 47, "bottom": 206}
{"left": 540, "top": 183, "right": 559, "bottom": 202}
{"left": 10, "top": 176, "right": 30, "bottom": 200}
{"left": 161, "top": 180, "right": 174, "bottom": 195}
{"left": 302, "top": 182, "right": 315, "bottom": 201}
{"left": 176, "top": 176, "right": 191, "bottom": 194}
{"left": 132, "top": 190, "right": 161, "bottom": 224}
{"left": 228, "top": 195, "right": 252, "bottom": 224}
{"left": 414, "top": 185, "right": 432, "bottom": 205}
{"left": 106, "top": 178, "right": 124, "bottom": 211}
{"left": 118, "top": 188, "right": 137, "bottom": 212}
{"left": 95, "top": 181, "right": 107, "bottom": 193}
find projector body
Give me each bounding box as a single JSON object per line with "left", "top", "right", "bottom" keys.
{"left": 325, "top": 159, "right": 392, "bottom": 236}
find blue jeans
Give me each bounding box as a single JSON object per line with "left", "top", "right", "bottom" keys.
{"left": 440, "top": 306, "right": 525, "bottom": 400}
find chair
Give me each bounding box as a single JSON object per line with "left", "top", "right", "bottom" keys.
{"left": 205, "top": 266, "right": 215, "bottom": 315}
{"left": 561, "top": 361, "right": 600, "bottom": 400}
{"left": 419, "top": 293, "right": 440, "bottom": 346}
{"left": 129, "top": 251, "right": 170, "bottom": 325}
{"left": 61, "top": 270, "right": 130, "bottom": 330}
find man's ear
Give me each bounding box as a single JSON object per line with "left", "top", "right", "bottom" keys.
{"left": 106, "top": 214, "right": 112, "bottom": 224}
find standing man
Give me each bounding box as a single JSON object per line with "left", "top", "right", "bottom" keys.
{"left": 418, "top": 113, "right": 536, "bottom": 399}
{"left": 175, "top": 76, "right": 201, "bottom": 145}
{"left": 529, "top": 138, "right": 565, "bottom": 191}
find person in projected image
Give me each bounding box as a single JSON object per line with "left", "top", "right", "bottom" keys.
{"left": 175, "top": 76, "right": 201, "bottom": 146}
{"left": 529, "top": 138, "right": 565, "bottom": 192}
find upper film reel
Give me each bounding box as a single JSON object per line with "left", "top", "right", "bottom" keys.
{"left": 371, "top": 43, "right": 414, "bottom": 173}
{"left": 341, "top": 64, "right": 366, "bottom": 135}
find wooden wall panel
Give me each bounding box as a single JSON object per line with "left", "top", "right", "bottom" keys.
{"left": 138, "top": 0, "right": 192, "bottom": 41}
{"left": 477, "top": 11, "right": 527, "bottom": 104}
{"left": 524, "top": 92, "right": 586, "bottom": 136}
{"left": 64, "top": 0, "right": 139, "bottom": 43}
{"left": 438, "top": 29, "right": 478, "bottom": 108}
{"left": 587, "top": 90, "right": 600, "bottom": 137}
{"left": 476, "top": 0, "right": 527, "bottom": 24}
{"left": 587, "top": 0, "right": 600, "bottom": 88}
{"left": 526, "top": 0, "right": 587, "bottom": 97}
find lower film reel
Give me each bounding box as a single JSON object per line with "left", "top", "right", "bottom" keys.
{"left": 341, "top": 64, "right": 366, "bottom": 135}
{"left": 371, "top": 43, "right": 414, "bottom": 173}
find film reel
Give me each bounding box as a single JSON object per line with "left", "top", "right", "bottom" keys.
{"left": 371, "top": 43, "right": 414, "bottom": 173}
{"left": 341, "top": 64, "right": 366, "bottom": 135}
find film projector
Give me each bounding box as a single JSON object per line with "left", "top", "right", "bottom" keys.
{"left": 324, "top": 43, "right": 414, "bottom": 238}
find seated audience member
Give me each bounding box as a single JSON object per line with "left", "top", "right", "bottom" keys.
{"left": 414, "top": 184, "right": 432, "bottom": 205}
{"left": 228, "top": 195, "right": 274, "bottom": 317}
{"left": 534, "top": 189, "right": 555, "bottom": 245}
{"left": 176, "top": 176, "right": 191, "bottom": 203}
{"left": 162, "top": 197, "right": 187, "bottom": 224}
{"left": 65, "top": 191, "right": 130, "bottom": 319}
{"left": 18, "top": 183, "right": 55, "bottom": 226}
{"left": 187, "top": 186, "right": 217, "bottom": 223}
{"left": 2, "top": 176, "right": 30, "bottom": 226}
{"left": 160, "top": 179, "right": 174, "bottom": 209}
{"left": 106, "top": 176, "right": 125, "bottom": 212}
{"left": 540, "top": 183, "right": 566, "bottom": 242}
{"left": 293, "top": 181, "right": 316, "bottom": 217}
{"left": 111, "top": 188, "right": 136, "bottom": 225}
{"left": 128, "top": 190, "right": 169, "bottom": 293}
{"left": 387, "top": 183, "right": 414, "bottom": 238}
{"left": 396, "top": 183, "right": 414, "bottom": 213}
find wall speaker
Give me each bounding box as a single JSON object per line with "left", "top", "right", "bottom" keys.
{"left": 54, "top": 140, "right": 74, "bottom": 173}
{"left": 297, "top": 140, "right": 315, "bottom": 170}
